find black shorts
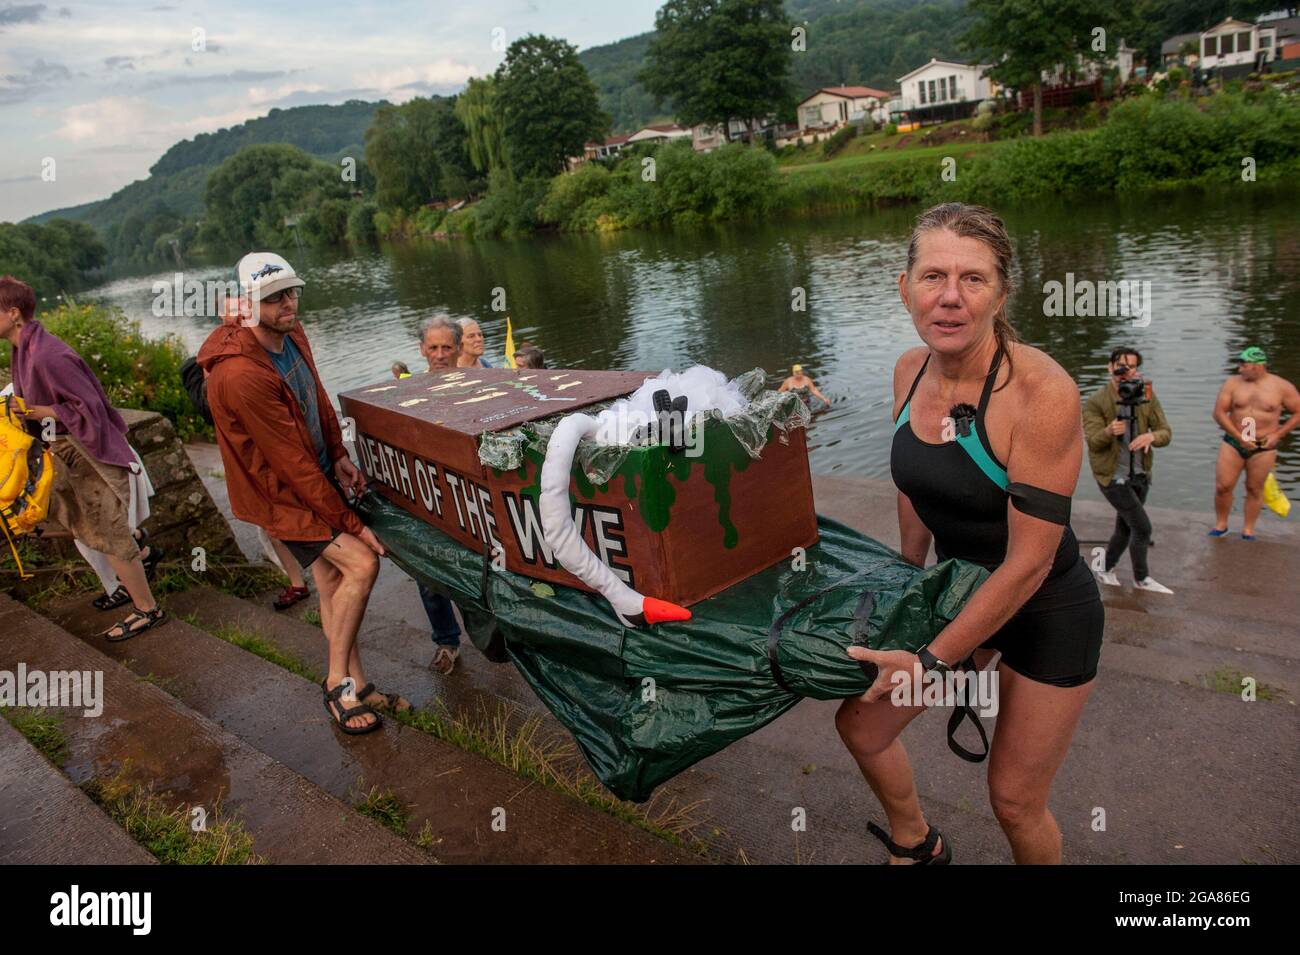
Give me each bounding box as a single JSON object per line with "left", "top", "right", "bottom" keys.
{"left": 979, "top": 556, "right": 1105, "bottom": 688}
{"left": 279, "top": 530, "right": 341, "bottom": 569}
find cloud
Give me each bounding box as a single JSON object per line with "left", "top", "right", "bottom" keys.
{"left": 0, "top": 56, "right": 71, "bottom": 103}
{"left": 140, "top": 67, "right": 292, "bottom": 89}
{"left": 353, "top": 60, "right": 476, "bottom": 99}
{"left": 55, "top": 96, "right": 154, "bottom": 142}
{"left": 0, "top": 4, "right": 48, "bottom": 28}
{"left": 104, "top": 55, "right": 136, "bottom": 71}
{"left": 0, "top": 173, "right": 40, "bottom": 185}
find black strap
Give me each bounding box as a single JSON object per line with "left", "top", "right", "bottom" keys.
{"left": 1007, "top": 482, "right": 1072, "bottom": 526}
{"left": 945, "top": 656, "right": 990, "bottom": 763}
{"left": 975, "top": 344, "right": 1005, "bottom": 418}
{"left": 767, "top": 569, "right": 873, "bottom": 693}
{"left": 866, "top": 820, "right": 941, "bottom": 860}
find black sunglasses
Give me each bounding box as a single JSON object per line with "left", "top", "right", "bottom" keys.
{"left": 262, "top": 287, "right": 301, "bottom": 305}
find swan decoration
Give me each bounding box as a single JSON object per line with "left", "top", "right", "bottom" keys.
{"left": 538, "top": 366, "right": 747, "bottom": 628}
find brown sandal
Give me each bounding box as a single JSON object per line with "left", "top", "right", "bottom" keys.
{"left": 355, "top": 682, "right": 410, "bottom": 713}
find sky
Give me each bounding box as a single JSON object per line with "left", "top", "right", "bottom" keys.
{"left": 0, "top": 0, "right": 664, "bottom": 222}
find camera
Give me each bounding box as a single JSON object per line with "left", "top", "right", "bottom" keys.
{"left": 1116, "top": 375, "right": 1149, "bottom": 406}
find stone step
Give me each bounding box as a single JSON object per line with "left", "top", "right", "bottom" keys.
{"left": 0, "top": 716, "right": 157, "bottom": 865}
{"left": 0, "top": 594, "right": 430, "bottom": 865}
{"left": 164, "top": 585, "right": 539, "bottom": 720}
{"left": 42, "top": 592, "right": 694, "bottom": 865}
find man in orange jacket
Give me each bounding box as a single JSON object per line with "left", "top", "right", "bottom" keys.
{"left": 198, "top": 253, "right": 394, "bottom": 734}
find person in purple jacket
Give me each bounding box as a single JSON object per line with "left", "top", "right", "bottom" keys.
{"left": 0, "top": 276, "right": 166, "bottom": 641}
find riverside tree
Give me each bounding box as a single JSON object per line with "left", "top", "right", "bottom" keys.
{"left": 365, "top": 97, "right": 475, "bottom": 210}
{"left": 962, "top": 0, "right": 1127, "bottom": 137}
{"left": 493, "top": 34, "right": 608, "bottom": 179}
{"left": 456, "top": 76, "right": 510, "bottom": 177}
{"left": 0, "top": 219, "right": 106, "bottom": 301}
{"left": 639, "top": 0, "right": 793, "bottom": 142}
{"left": 202, "top": 144, "right": 349, "bottom": 248}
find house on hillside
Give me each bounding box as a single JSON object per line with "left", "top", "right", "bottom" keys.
{"left": 626, "top": 124, "right": 692, "bottom": 148}
{"left": 893, "top": 59, "right": 994, "bottom": 127}
{"left": 1026, "top": 41, "right": 1137, "bottom": 110}
{"left": 584, "top": 134, "right": 632, "bottom": 162}
{"left": 572, "top": 126, "right": 689, "bottom": 169}
{"left": 1159, "top": 15, "right": 1299, "bottom": 77}
{"left": 1161, "top": 32, "right": 1201, "bottom": 68}
{"left": 691, "top": 117, "right": 787, "bottom": 152}
{"left": 796, "top": 86, "right": 892, "bottom": 131}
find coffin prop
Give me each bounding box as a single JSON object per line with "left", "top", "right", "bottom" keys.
{"left": 339, "top": 366, "right": 820, "bottom": 621}
{"left": 340, "top": 367, "right": 989, "bottom": 802}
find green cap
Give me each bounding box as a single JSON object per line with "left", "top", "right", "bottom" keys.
{"left": 1239, "top": 346, "right": 1267, "bottom": 364}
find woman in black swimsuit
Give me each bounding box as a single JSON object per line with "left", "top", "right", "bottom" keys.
{"left": 836, "top": 203, "right": 1104, "bottom": 864}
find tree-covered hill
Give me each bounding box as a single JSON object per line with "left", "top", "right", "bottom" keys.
{"left": 24, "top": 100, "right": 383, "bottom": 230}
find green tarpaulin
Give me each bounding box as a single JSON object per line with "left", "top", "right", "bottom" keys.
{"left": 359, "top": 494, "right": 988, "bottom": 803}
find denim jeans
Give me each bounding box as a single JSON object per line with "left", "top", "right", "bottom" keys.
{"left": 418, "top": 581, "right": 462, "bottom": 648}
{"left": 1099, "top": 474, "right": 1152, "bottom": 580}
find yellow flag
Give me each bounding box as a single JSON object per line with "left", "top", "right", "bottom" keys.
{"left": 504, "top": 316, "right": 517, "bottom": 369}
{"left": 1263, "top": 472, "right": 1291, "bottom": 518}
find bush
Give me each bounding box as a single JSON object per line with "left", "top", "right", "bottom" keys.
{"left": 410, "top": 205, "right": 447, "bottom": 235}
{"left": 537, "top": 163, "right": 612, "bottom": 230}
{"left": 305, "top": 197, "right": 350, "bottom": 246}
{"left": 472, "top": 170, "right": 551, "bottom": 236}
{"left": 347, "top": 201, "right": 379, "bottom": 244}
{"left": 883, "top": 123, "right": 898, "bottom": 136}
{"left": 0, "top": 302, "right": 210, "bottom": 440}
{"left": 822, "top": 125, "right": 858, "bottom": 159}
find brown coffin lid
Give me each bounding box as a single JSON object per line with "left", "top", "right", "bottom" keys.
{"left": 339, "top": 367, "right": 654, "bottom": 437}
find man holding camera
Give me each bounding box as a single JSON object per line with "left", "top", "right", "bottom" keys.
{"left": 1083, "top": 347, "right": 1174, "bottom": 594}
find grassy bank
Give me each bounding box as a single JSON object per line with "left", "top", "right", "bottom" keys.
{"left": 433, "top": 83, "right": 1300, "bottom": 238}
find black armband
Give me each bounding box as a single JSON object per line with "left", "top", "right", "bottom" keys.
{"left": 1006, "top": 482, "right": 1071, "bottom": 526}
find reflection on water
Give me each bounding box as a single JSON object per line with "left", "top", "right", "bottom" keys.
{"left": 91, "top": 188, "right": 1300, "bottom": 512}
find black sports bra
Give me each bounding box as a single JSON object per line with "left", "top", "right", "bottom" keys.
{"left": 890, "top": 346, "right": 1076, "bottom": 576}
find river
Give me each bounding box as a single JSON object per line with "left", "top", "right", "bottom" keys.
{"left": 89, "top": 186, "right": 1300, "bottom": 513}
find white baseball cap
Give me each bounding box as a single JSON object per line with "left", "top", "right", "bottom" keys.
{"left": 235, "top": 251, "right": 305, "bottom": 301}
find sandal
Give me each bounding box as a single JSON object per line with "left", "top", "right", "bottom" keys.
{"left": 355, "top": 682, "right": 410, "bottom": 713}
{"left": 867, "top": 821, "right": 951, "bottom": 865}
{"left": 92, "top": 585, "right": 132, "bottom": 611}
{"left": 141, "top": 545, "right": 165, "bottom": 582}
{"left": 103, "top": 605, "right": 168, "bottom": 643}
{"left": 272, "top": 585, "right": 310, "bottom": 611}
{"left": 320, "top": 680, "right": 382, "bottom": 735}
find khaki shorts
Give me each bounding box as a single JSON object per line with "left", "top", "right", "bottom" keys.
{"left": 46, "top": 435, "right": 139, "bottom": 562}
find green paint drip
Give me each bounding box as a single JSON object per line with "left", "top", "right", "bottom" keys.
{"left": 701, "top": 425, "right": 754, "bottom": 548}
{"left": 521, "top": 447, "right": 545, "bottom": 500}
{"left": 521, "top": 418, "right": 763, "bottom": 545}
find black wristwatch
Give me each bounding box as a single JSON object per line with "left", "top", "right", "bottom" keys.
{"left": 917, "top": 644, "right": 953, "bottom": 675}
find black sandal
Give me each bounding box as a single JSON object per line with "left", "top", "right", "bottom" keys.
{"left": 92, "top": 585, "right": 132, "bottom": 611}
{"left": 321, "top": 680, "right": 382, "bottom": 735}
{"left": 103, "top": 605, "right": 168, "bottom": 643}
{"left": 867, "top": 821, "right": 952, "bottom": 865}
{"left": 141, "top": 545, "right": 165, "bottom": 582}
{"left": 355, "top": 682, "right": 410, "bottom": 713}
